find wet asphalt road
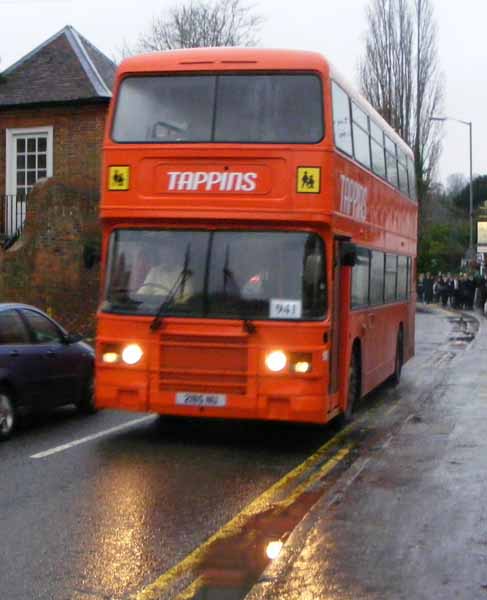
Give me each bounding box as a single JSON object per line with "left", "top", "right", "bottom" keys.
{"left": 0, "top": 308, "right": 464, "bottom": 600}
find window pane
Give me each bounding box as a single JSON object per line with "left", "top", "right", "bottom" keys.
{"left": 385, "top": 254, "right": 398, "bottom": 301}
{"left": 27, "top": 154, "right": 36, "bottom": 169}
{"left": 38, "top": 170, "right": 47, "bottom": 179}
{"left": 17, "top": 155, "right": 25, "bottom": 169}
{"left": 370, "top": 121, "right": 383, "bottom": 143}
{"left": 38, "top": 137, "right": 47, "bottom": 152}
{"left": 16, "top": 172, "right": 25, "bottom": 186}
{"left": 22, "top": 311, "right": 63, "bottom": 343}
{"left": 0, "top": 311, "right": 29, "bottom": 344}
{"left": 386, "top": 151, "right": 398, "bottom": 187}
{"left": 27, "top": 138, "right": 36, "bottom": 152}
{"left": 385, "top": 136, "right": 396, "bottom": 154}
{"left": 351, "top": 248, "right": 370, "bottom": 308}
{"left": 215, "top": 74, "right": 323, "bottom": 143}
{"left": 112, "top": 74, "right": 323, "bottom": 144}
{"left": 398, "top": 162, "right": 408, "bottom": 195}
{"left": 370, "top": 251, "right": 384, "bottom": 305}
{"left": 113, "top": 76, "right": 215, "bottom": 142}
{"left": 17, "top": 138, "right": 25, "bottom": 153}
{"left": 38, "top": 154, "right": 47, "bottom": 169}
{"left": 208, "top": 232, "right": 326, "bottom": 319}
{"left": 352, "top": 103, "right": 368, "bottom": 130}
{"left": 408, "top": 158, "right": 417, "bottom": 201}
{"left": 397, "top": 256, "right": 408, "bottom": 299}
{"left": 398, "top": 149, "right": 407, "bottom": 166}
{"left": 353, "top": 122, "right": 371, "bottom": 168}
{"left": 103, "top": 229, "right": 327, "bottom": 320}
{"left": 27, "top": 171, "right": 36, "bottom": 185}
{"left": 371, "top": 139, "right": 386, "bottom": 179}
{"left": 332, "top": 82, "right": 352, "bottom": 155}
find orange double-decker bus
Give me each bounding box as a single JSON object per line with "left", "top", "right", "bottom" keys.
{"left": 95, "top": 48, "right": 417, "bottom": 424}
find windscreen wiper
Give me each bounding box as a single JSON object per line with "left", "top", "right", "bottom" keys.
{"left": 150, "top": 245, "right": 192, "bottom": 332}
{"left": 222, "top": 245, "right": 256, "bottom": 335}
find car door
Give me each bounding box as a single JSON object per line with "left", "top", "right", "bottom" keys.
{"left": 20, "top": 309, "right": 78, "bottom": 408}
{"left": 0, "top": 309, "right": 50, "bottom": 411}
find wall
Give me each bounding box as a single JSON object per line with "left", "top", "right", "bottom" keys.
{"left": 0, "top": 101, "right": 108, "bottom": 196}
{"left": 0, "top": 177, "right": 101, "bottom": 338}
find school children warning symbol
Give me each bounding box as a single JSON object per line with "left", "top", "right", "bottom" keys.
{"left": 108, "top": 166, "right": 130, "bottom": 190}
{"left": 297, "top": 167, "right": 321, "bottom": 193}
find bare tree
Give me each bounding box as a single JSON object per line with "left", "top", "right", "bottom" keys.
{"left": 445, "top": 173, "right": 468, "bottom": 200}
{"left": 359, "top": 0, "right": 414, "bottom": 141}
{"left": 359, "top": 0, "right": 443, "bottom": 208}
{"left": 135, "top": 0, "right": 263, "bottom": 53}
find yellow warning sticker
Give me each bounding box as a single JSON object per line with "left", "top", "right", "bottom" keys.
{"left": 108, "top": 166, "right": 130, "bottom": 191}
{"left": 297, "top": 167, "right": 321, "bottom": 193}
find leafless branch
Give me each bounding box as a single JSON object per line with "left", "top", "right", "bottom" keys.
{"left": 129, "top": 0, "right": 263, "bottom": 54}
{"left": 359, "top": 0, "right": 444, "bottom": 208}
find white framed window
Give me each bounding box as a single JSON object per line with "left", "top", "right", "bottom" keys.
{"left": 6, "top": 126, "right": 53, "bottom": 197}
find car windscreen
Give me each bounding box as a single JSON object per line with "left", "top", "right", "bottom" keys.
{"left": 111, "top": 73, "right": 324, "bottom": 144}
{"left": 102, "top": 229, "right": 327, "bottom": 320}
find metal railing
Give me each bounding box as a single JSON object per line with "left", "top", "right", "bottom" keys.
{"left": 1, "top": 194, "right": 28, "bottom": 246}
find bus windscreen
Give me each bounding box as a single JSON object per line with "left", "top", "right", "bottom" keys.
{"left": 112, "top": 74, "right": 323, "bottom": 144}
{"left": 102, "top": 230, "right": 326, "bottom": 320}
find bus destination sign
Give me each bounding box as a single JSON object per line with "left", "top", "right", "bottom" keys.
{"left": 156, "top": 165, "right": 272, "bottom": 194}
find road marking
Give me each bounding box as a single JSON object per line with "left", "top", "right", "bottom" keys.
{"left": 279, "top": 446, "right": 351, "bottom": 508}
{"left": 30, "top": 416, "right": 156, "bottom": 459}
{"left": 174, "top": 576, "right": 206, "bottom": 600}
{"left": 132, "top": 431, "right": 353, "bottom": 600}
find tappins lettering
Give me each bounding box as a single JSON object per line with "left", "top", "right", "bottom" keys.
{"left": 340, "top": 175, "right": 368, "bottom": 222}
{"left": 167, "top": 171, "right": 258, "bottom": 192}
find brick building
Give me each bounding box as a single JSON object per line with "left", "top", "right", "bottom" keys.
{"left": 0, "top": 25, "right": 116, "bottom": 240}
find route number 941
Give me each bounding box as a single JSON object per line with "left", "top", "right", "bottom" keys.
{"left": 270, "top": 299, "right": 302, "bottom": 319}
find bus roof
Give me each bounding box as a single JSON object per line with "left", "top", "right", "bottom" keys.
{"left": 118, "top": 47, "right": 329, "bottom": 75}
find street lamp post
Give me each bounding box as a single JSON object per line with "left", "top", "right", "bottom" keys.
{"left": 430, "top": 116, "right": 474, "bottom": 257}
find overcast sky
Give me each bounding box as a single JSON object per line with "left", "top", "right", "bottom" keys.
{"left": 1, "top": 0, "right": 485, "bottom": 186}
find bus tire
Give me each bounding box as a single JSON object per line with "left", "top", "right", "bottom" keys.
{"left": 390, "top": 329, "right": 404, "bottom": 386}
{"left": 342, "top": 345, "right": 361, "bottom": 423}
{"left": 0, "top": 386, "right": 17, "bottom": 441}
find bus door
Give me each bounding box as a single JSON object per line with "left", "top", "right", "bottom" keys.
{"left": 329, "top": 239, "right": 354, "bottom": 408}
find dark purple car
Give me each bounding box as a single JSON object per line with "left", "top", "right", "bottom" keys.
{"left": 0, "top": 304, "right": 95, "bottom": 441}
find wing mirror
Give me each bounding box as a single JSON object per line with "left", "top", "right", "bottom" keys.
{"left": 340, "top": 242, "right": 357, "bottom": 267}
{"left": 64, "top": 333, "right": 83, "bottom": 344}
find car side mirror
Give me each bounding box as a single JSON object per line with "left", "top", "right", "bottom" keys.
{"left": 64, "top": 333, "right": 83, "bottom": 344}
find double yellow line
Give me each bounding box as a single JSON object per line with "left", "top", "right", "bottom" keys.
{"left": 132, "top": 426, "right": 354, "bottom": 600}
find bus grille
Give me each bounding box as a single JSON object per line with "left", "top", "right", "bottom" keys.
{"left": 159, "top": 334, "right": 248, "bottom": 395}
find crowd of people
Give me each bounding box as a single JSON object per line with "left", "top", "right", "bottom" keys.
{"left": 417, "top": 272, "right": 487, "bottom": 311}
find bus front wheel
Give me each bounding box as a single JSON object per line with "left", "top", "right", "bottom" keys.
{"left": 343, "top": 346, "right": 361, "bottom": 423}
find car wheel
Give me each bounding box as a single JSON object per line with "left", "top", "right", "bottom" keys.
{"left": 0, "top": 388, "right": 16, "bottom": 441}
{"left": 76, "top": 375, "right": 97, "bottom": 415}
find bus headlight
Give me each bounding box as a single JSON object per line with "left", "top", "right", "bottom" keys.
{"left": 122, "top": 344, "right": 143, "bottom": 365}
{"left": 265, "top": 350, "right": 287, "bottom": 372}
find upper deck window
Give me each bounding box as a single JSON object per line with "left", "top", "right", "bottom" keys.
{"left": 331, "top": 82, "right": 353, "bottom": 155}
{"left": 112, "top": 74, "right": 323, "bottom": 144}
